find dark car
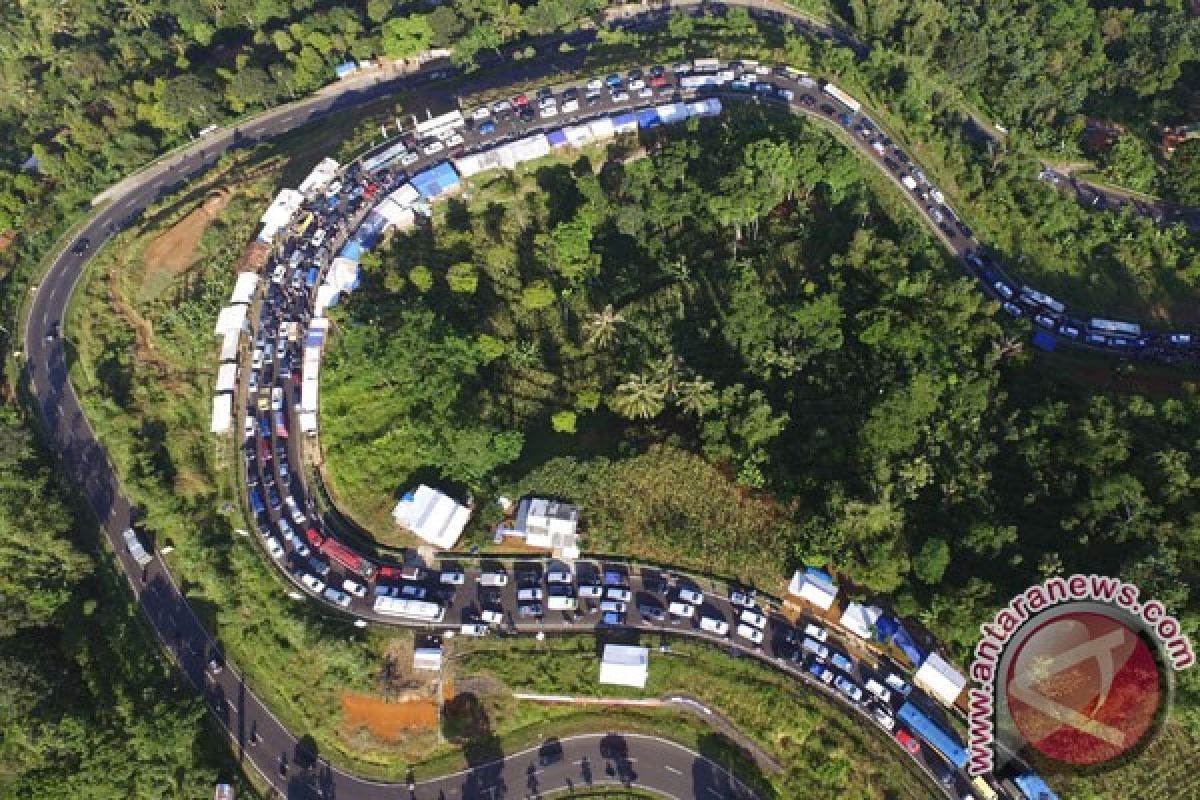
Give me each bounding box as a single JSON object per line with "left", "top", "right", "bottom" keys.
{"left": 72, "top": 237, "right": 91, "bottom": 256}
{"left": 837, "top": 112, "right": 853, "bottom": 126}
{"left": 538, "top": 739, "right": 564, "bottom": 767}
{"left": 627, "top": 68, "right": 643, "bottom": 81}
{"left": 882, "top": 157, "right": 899, "bottom": 171}
{"left": 638, "top": 603, "right": 666, "bottom": 622}
{"left": 649, "top": 64, "right": 665, "bottom": 78}
{"left": 518, "top": 602, "right": 543, "bottom": 617}
{"left": 800, "top": 94, "right": 816, "bottom": 107}
{"left": 955, "top": 219, "right": 973, "bottom": 239}
{"left": 819, "top": 103, "right": 835, "bottom": 115}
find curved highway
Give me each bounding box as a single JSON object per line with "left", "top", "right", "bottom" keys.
{"left": 22, "top": 5, "right": 1081, "bottom": 799}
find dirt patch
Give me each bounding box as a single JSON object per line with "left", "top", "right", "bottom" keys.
{"left": 143, "top": 189, "right": 231, "bottom": 278}
{"left": 341, "top": 692, "right": 440, "bottom": 741}
{"left": 106, "top": 266, "right": 172, "bottom": 378}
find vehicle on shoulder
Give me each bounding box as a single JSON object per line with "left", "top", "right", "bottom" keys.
{"left": 699, "top": 616, "right": 729, "bottom": 635}
{"left": 481, "top": 606, "right": 505, "bottom": 624}
{"left": 1058, "top": 321, "right": 1082, "bottom": 338}
{"left": 460, "top": 623, "right": 490, "bottom": 636}
{"left": 342, "top": 578, "right": 367, "bottom": 598}
{"left": 1034, "top": 313, "right": 1058, "bottom": 329}
{"left": 586, "top": 77, "right": 604, "bottom": 91}
{"left": 470, "top": 106, "right": 491, "bottom": 121}
{"left": 800, "top": 94, "right": 817, "bottom": 107}
{"left": 1002, "top": 301, "right": 1023, "bottom": 317}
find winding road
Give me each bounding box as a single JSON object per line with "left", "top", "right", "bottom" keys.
{"left": 20, "top": 3, "right": 1104, "bottom": 798}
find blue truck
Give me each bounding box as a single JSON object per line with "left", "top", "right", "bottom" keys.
{"left": 249, "top": 488, "right": 266, "bottom": 515}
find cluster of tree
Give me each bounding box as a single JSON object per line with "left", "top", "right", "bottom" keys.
{"left": 0, "top": 408, "right": 235, "bottom": 797}
{"left": 837, "top": 0, "right": 1200, "bottom": 199}
{"left": 323, "top": 106, "right": 1199, "bottom": 735}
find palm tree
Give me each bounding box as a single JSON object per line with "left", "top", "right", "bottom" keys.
{"left": 675, "top": 376, "right": 718, "bottom": 417}
{"left": 118, "top": 0, "right": 155, "bottom": 29}
{"left": 652, "top": 353, "right": 685, "bottom": 396}
{"left": 583, "top": 304, "right": 624, "bottom": 349}
{"left": 610, "top": 373, "right": 667, "bottom": 420}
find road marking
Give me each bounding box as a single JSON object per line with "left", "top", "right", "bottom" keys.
{"left": 664, "top": 765, "right": 681, "bottom": 775}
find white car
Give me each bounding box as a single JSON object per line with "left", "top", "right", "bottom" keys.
{"left": 323, "top": 587, "right": 352, "bottom": 608}
{"left": 517, "top": 587, "right": 544, "bottom": 601}
{"left": 445, "top": 133, "right": 464, "bottom": 147}
{"left": 266, "top": 537, "right": 284, "bottom": 560}
{"left": 546, "top": 570, "right": 573, "bottom": 584}
{"left": 740, "top": 608, "right": 768, "bottom": 629}
{"left": 605, "top": 587, "right": 631, "bottom": 602}
{"left": 277, "top": 519, "right": 294, "bottom": 542}
{"left": 423, "top": 140, "right": 444, "bottom": 155}
{"left": 678, "top": 587, "right": 703, "bottom": 605}
{"left": 586, "top": 77, "right": 603, "bottom": 91}
{"left": 491, "top": 99, "right": 512, "bottom": 114}
{"left": 479, "top": 571, "right": 508, "bottom": 587}
{"left": 400, "top": 152, "right": 419, "bottom": 166}
{"left": 804, "top": 623, "right": 828, "bottom": 642}
{"left": 578, "top": 583, "right": 603, "bottom": 599}
{"left": 440, "top": 569, "right": 466, "bottom": 585}
{"left": 668, "top": 601, "right": 695, "bottom": 618}
{"left": 628, "top": 78, "right": 645, "bottom": 90}
{"left": 736, "top": 623, "right": 764, "bottom": 644}
{"left": 300, "top": 573, "right": 325, "bottom": 594}
{"left": 539, "top": 105, "right": 558, "bottom": 118}
{"left": 637, "top": 87, "right": 653, "bottom": 99}
{"left": 561, "top": 98, "right": 579, "bottom": 113}
{"left": 342, "top": 578, "right": 367, "bottom": 598}
{"left": 293, "top": 540, "right": 310, "bottom": 559}
{"left": 243, "top": 416, "right": 255, "bottom": 440}
{"left": 471, "top": 107, "right": 491, "bottom": 120}
{"left": 611, "top": 90, "right": 628, "bottom": 102}
{"left": 699, "top": 616, "right": 729, "bottom": 635}
{"left": 481, "top": 607, "right": 505, "bottom": 624}
{"left": 460, "top": 623, "right": 490, "bottom": 636}
{"left": 872, "top": 706, "right": 896, "bottom": 731}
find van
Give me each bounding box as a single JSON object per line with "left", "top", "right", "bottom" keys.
{"left": 739, "top": 608, "right": 768, "bottom": 629}
{"left": 699, "top": 616, "right": 729, "bottom": 635}
{"left": 479, "top": 571, "right": 508, "bottom": 587}
{"left": 668, "top": 601, "right": 694, "bottom": 618}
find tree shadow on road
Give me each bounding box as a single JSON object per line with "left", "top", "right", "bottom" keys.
{"left": 694, "top": 732, "right": 779, "bottom": 800}
{"left": 444, "top": 692, "right": 507, "bottom": 798}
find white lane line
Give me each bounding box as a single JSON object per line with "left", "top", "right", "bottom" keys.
{"left": 664, "top": 764, "right": 682, "bottom": 775}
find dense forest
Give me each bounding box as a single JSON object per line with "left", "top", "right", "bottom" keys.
{"left": 0, "top": 409, "right": 236, "bottom": 798}
{"left": 321, "top": 106, "right": 1200, "bottom": 732}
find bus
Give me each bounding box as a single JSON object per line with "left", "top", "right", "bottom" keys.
{"left": 822, "top": 83, "right": 862, "bottom": 113}
{"left": 1019, "top": 286, "right": 1066, "bottom": 315}
{"left": 373, "top": 596, "right": 445, "bottom": 622}
{"left": 1089, "top": 317, "right": 1141, "bottom": 336}
{"left": 896, "top": 701, "right": 967, "bottom": 769}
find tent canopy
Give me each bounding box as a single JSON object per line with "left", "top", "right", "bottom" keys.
{"left": 599, "top": 645, "right": 649, "bottom": 689}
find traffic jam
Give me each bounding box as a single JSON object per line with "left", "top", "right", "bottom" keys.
{"left": 227, "top": 56, "right": 1082, "bottom": 799}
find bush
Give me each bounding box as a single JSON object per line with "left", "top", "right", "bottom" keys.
{"left": 551, "top": 410, "right": 577, "bottom": 434}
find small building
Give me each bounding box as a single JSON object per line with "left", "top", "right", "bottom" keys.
{"left": 413, "top": 646, "right": 443, "bottom": 672}
{"left": 913, "top": 652, "right": 967, "bottom": 707}
{"left": 210, "top": 394, "right": 232, "bottom": 434}
{"left": 229, "top": 272, "right": 259, "bottom": 305}
{"left": 213, "top": 304, "right": 248, "bottom": 338}
{"left": 598, "top": 644, "right": 649, "bottom": 689}
{"left": 392, "top": 485, "right": 471, "bottom": 549}
{"left": 1012, "top": 772, "right": 1059, "bottom": 800}
{"left": 839, "top": 602, "right": 881, "bottom": 639}
{"left": 787, "top": 567, "right": 839, "bottom": 611}
{"left": 507, "top": 497, "right": 581, "bottom": 558}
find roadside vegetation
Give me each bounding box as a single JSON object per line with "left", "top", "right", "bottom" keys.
{"left": 453, "top": 634, "right": 935, "bottom": 798}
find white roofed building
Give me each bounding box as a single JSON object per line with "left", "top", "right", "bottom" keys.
{"left": 298, "top": 157, "right": 340, "bottom": 196}
{"left": 213, "top": 305, "right": 248, "bottom": 338}
{"left": 257, "top": 188, "right": 304, "bottom": 242}
{"left": 392, "top": 485, "right": 471, "bottom": 549}
{"left": 215, "top": 362, "right": 238, "bottom": 393}
{"left": 511, "top": 497, "right": 580, "bottom": 558}
{"left": 787, "top": 568, "right": 839, "bottom": 611}
{"left": 413, "top": 647, "right": 443, "bottom": 672}
{"left": 914, "top": 652, "right": 966, "bottom": 707}
{"left": 599, "top": 644, "right": 649, "bottom": 689}
{"left": 210, "top": 394, "right": 232, "bottom": 434}
{"left": 230, "top": 272, "right": 259, "bottom": 305}
{"left": 839, "top": 602, "right": 881, "bottom": 639}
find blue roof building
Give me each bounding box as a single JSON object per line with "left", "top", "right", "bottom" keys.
{"left": 412, "top": 162, "right": 461, "bottom": 199}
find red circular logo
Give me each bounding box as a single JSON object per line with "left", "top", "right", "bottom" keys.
{"left": 1005, "top": 611, "right": 1163, "bottom": 765}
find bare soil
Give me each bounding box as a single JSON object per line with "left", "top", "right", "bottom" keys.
{"left": 340, "top": 692, "right": 441, "bottom": 741}
{"left": 143, "top": 189, "right": 231, "bottom": 277}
